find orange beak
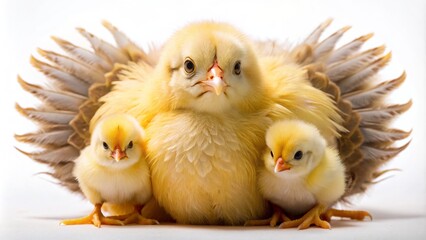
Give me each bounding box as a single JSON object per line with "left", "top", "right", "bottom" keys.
{"left": 203, "top": 60, "right": 227, "bottom": 95}
{"left": 274, "top": 157, "right": 292, "bottom": 172}
{"left": 111, "top": 146, "right": 127, "bottom": 162}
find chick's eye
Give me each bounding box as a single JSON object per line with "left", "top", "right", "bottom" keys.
{"left": 233, "top": 61, "right": 241, "bottom": 75}
{"left": 184, "top": 58, "right": 195, "bottom": 74}
{"left": 102, "top": 142, "right": 109, "bottom": 150}
{"left": 270, "top": 151, "right": 274, "bottom": 158}
{"left": 127, "top": 141, "right": 133, "bottom": 149}
{"left": 294, "top": 151, "right": 303, "bottom": 160}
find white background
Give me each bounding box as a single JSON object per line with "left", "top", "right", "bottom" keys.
{"left": 0, "top": 0, "right": 425, "bottom": 239}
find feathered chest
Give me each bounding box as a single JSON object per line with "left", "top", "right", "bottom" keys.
{"left": 259, "top": 169, "right": 316, "bottom": 216}
{"left": 146, "top": 111, "right": 269, "bottom": 177}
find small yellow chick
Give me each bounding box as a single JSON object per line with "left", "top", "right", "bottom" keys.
{"left": 61, "top": 114, "right": 158, "bottom": 227}
{"left": 253, "top": 120, "right": 370, "bottom": 229}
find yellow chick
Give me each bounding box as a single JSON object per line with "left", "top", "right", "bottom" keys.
{"left": 61, "top": 114, "right": 158, "bottom": 227}
{"left": 142, "top": 22, "right": 271, "bottom": 225}
{"left": 92, "top": 22, "right": 341, "bottom": 225}
{"left": 254, "top": 120, "right": 370, "bottom": 229}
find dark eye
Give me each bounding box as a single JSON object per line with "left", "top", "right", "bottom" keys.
{"left": 184, "top": 58, "right": 195, "bottom": 74}
{"left": 233, "top": 61, "right": 241, "bottom": 75}
{"left": 270, "top": 151, "right": 274, "bottom": 158}
{"left": 102, "top": 142, "right": 109, "bottom": 150}
{"left": 127, "top": 141, "right": 133, "bottom": 149}
{"left": 294, "top": 151, "right": 303, "bottom": 160}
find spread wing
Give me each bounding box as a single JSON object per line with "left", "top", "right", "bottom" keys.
{"left": 293, "top": 19, "right": 411, "bottom": 198}
{"left": 15, "top": 21, "right": 158, "bottom": 192}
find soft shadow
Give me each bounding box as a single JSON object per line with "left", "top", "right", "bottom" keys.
{"left": 362, "top": 207, "right": 426, "bottom": 221}
{"left": 26, "top": 211, "right": 89, "bottom": 221}
{"left": 25, "top": 206, "right": 426, "bottom": 229}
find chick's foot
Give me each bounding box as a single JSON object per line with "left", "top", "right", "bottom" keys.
{"left": 279, "top": 204, "right": 330, "bottom": 230}
{"left": 109, "top": 205, "right": 159, "bottom": 225}
{"left": 322, "top": 208, "right": 372, "bottom": 222}
{"left": 244, "top": 204, "right": 289, "bottom": 227}
{"left": 61, "top": 203, "right": 124, "bottom": 227}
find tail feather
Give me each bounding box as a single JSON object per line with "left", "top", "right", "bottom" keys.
{"left": 76, "top": 27, "right": 129, "bottom": 64}
{"left": 15, "top": 145, "right": 79, "bottom": 165}
{"left": 17, "top": 76, "right": 86, "bottom": 112}
{"left": 303, "top": 18, "right": 333, "bottom": 45}
{"left": 360, "top": 141, "right": 410, "bottom": 161}
{"left": 30, "top": 55, "right": 90, "bottom": 96}
{"left": 343, "top": 72, "right": 406, "bottom": 109}
{"left": 15, "top": 127, "right": 73, "bottom": 147}
{"left": 361, "top": 126, "right": 411, "bottom": 144}
{"left": 51, "top": 36, "right": 112, "bottom": 71}
{"left": 339, "top": 52, "right": 392, "bottom": 94}
{"left": 37, "top": 48, "right": 105, "bottom": 83}
{"left": 15, "top": 104, "right": 75, "bottom": 125}
{"left": 327, "top": 33, "right": 373, "bottom": 64}
{"left": 313, "top": 26, "right": 350, "bottom": 60}
{"left": 327, "top": 46, "right": 386, "bottom": 82}
{"left": 357, "top": 101, "right": 412, "bottom": 125}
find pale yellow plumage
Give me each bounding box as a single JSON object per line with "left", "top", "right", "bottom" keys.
{"left": 16, "top": 20, "right": 410, "bottom": 226}
{"left": 90, "top": 22, "right": 343, "bottom": 225}
{"left": 256, "top": 120, "right": 369, "bottom": 229}
{"left": 143, "top": 22, "right": 271, "bottom": 225}
{"left": 62, "top": 114, "right": 158, "bottom": 227}
{"left": 261, "top": 59, "right": 344, "bottom": 142}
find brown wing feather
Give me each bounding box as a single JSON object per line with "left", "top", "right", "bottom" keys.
{"left": 291, "top": 19, "right": 411, "bottom": 199}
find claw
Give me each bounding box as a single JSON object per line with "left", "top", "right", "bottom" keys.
{"left": 244, "top": 204, "right": 289, "bottom": 227}
{"left": 61, "top": 203, "right": 124, "bottom": 227}
{"left": 109, "top": 205, "right": 159, "bottom": 225}
{"left": 279, "top": 204, "right": 331, "bottom": 230}
{"left": 322, "top": 208, "right": 372, "bottom": 222}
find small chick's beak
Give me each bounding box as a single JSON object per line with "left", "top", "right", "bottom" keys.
{"left": 203, "top": 60, "right": 227, "bottom": 95}
{"left": 274, "top": 157, "right": 292, "bottom": 172}
{"left": 111, "top": 146, "right": 127, "bottom": 162}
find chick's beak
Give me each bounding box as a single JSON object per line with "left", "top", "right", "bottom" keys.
{"left": 274, "top": 157, "right": 292, "bottom": 172}
{"left": 203, "top": 60, "right": 226, "bottom": 95}
{"left": 111, "top": 146, "right": 127, "bottom": 162}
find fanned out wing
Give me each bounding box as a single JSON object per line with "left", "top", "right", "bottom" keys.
{"left": 290, "top": 19, "right": 411, "bottom": 199}
{"left": 15, "top": 21, "right": 158, "bottom": 193}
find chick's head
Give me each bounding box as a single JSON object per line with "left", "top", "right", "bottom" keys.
{"left": 90, "top": 114, "right": 145, "bottom": 169}
{"left": 264, "top": 120, "right": 326, "bottom": 177}
{"left": 157, "top": 22, "right": 266, "bottom": 114}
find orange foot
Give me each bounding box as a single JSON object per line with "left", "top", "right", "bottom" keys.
{"left": 109, "top": 205, "right": 159, "bottom": 225}
{"left": 245, "top": 204, "right": 290, "bottom": 227}
{"left": 279, "top": 204, "right": 330, "bottom": 230}
{"left": 322, "top": 208, "right": 372, "bottom": 222}
{"left": 61, "top": 203, "right": 124, "bottom": 228}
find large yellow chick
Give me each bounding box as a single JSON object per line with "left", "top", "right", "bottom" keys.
{"left": 61, "top": 114, "right": 158, "bottom": 227}
{"left": 92, "top": 22, "right": 341, "bottom": 225}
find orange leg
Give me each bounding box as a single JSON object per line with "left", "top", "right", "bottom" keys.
{"left": 322, "top": 208, "right": 372, "bottom": 222}
{"left": 245, "top": 204, "right": 290, "bottom": 227}
{"left": 108, "top": 205, "right": 159, "bottom": 225}
{"left": 279, "top": 204, "right": 331, "bottom": 230}
{"left": 61, "top": 203, "right": 124, "bottom": 228}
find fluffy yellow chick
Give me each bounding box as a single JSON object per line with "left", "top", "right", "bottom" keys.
{"left": 61, "top": 114, "right": 158, "bottom": 227}
{"left": 142, "top": 22, "right": 271, "bottom": 225}
{"left": 90, "top": 21, "right": 344, "bottom": 225}
{"left": 253, "top": 120, "right": 370, "bottom": 229}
